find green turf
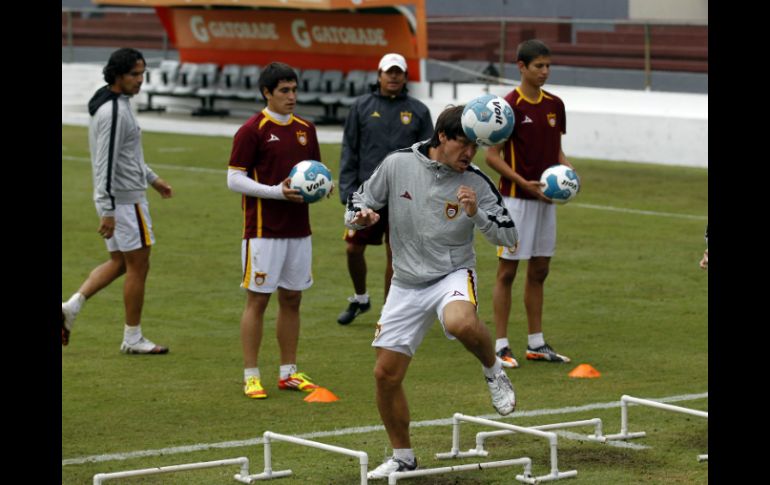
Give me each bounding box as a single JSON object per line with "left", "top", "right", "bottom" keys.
{"left": 62, "top": 124, "right": 708, "bottom": 484}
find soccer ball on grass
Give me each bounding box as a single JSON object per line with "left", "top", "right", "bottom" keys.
{"left": 288, "top": 160, "right": 333, "bottom": 203}
{"left": 461, "top": 94, "right": 515, "bottom": 146}
{"left": 539, "top": 164, "right": 580, "bottom": 204}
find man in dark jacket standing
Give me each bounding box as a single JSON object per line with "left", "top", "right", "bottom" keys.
{"left": 337, "top": 53, "right": 433, "bottom": 325}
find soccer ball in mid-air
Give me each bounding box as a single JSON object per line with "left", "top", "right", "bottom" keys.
{"left": 540, "top": 164, "right": 580, "bottom": 204}
{"left": 288, "top": 160, "right": 333, "bottom": 203}
{"left": 461, "top": 94, "right": 515, "bottom": 146}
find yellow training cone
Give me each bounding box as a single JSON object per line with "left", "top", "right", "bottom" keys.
{"left": 568, "top": 364, "right": 601, "bottom": 378}
{"left": 304, "top": 387, "right": 339, "bottom": 402}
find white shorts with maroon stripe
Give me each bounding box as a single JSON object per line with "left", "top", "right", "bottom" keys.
{"left": 105, "top": 201, "right": 154, "bottom": 253}
{"left": 241, "top": 236, "right": 313, "bottom": 293}
{"left": 497, "top": 197, "right": 556, "bottom": 260}
{"left": 372, "top": 267, "right": 479, "bottom": 357}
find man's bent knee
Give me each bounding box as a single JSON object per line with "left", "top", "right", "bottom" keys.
{"left": 346, "top": 243, "right": 366, "bottom": 256}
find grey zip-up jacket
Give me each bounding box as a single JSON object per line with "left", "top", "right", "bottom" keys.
{"left": 345, "top": 141, "right": 518, "bottom": 288}
{"left": 88, "top": 86, "right": 158, "bottom": 217}
{"left": 338, "top": 85, "right": 433, "bottom": 204}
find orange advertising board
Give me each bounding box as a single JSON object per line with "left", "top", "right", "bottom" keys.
{"left": 171, "top": 9, "right": 416, "bottom": 57}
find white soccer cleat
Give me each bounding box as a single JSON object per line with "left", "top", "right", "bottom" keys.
{"left": 119, "top": 337, "right": 169, "bottom": 355}
{"left": 486, "top": 368, "right": 516, "bottom": 415}
{"left": 367, "top": 457, "right": 417, "bottom": 480}
{"left": 61, "top": 302, "right": 76, "bottom": 346}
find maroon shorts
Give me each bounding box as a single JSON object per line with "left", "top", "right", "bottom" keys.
{"left": 344, "top": 207, "right": 389, "bottom": 246}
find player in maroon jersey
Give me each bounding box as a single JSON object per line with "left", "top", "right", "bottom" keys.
{"left": 485, "top": 40, "right": 576, "bottom": 368}
{"left": 227, "top": 62, "right": 325, "bottom": 399}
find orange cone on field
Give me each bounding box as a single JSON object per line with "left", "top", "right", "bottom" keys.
{"left": 304, "top": 387, "right": 339, "bottom": 402}
{"left": 568, "top": 364, "right": 601, "bottom": 378}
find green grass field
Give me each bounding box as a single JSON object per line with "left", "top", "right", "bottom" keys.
{"left": 62, "top": 124, "right": 708, "bottom": 484}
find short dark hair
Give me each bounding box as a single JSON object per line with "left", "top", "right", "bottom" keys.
{"left": 103, "top": 48, "right": 145, "bottom": 85}
{"left": 516, "top": 39, "right": 551, "bottom": 66}
{"left": 258, "top": 62, "right": 298, "bottom": 101}
{"left": 429, "top": 105, "right": 466, "bottom": 148}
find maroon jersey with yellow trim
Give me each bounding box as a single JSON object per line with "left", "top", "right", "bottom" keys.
{"left": 229, "top": 110, "right": 322, "bottom": 239}
{"left": 498, "top": 88, "right": 566, "bottom": 199}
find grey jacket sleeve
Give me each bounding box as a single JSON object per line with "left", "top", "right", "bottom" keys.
{"left": 468, "top": 184, "right": 519, "bottom": 249}
{"left": 338, "top": 103, "right": 361, "bottom": 204}
{"left": 344, "top": 157, "right": 390, "bottom": 229}
{"left": 91, "top": 107, "right": 120, "bottom": 218}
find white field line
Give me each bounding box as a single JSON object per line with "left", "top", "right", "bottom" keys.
{"left": 62, "top": 392, "right": 706, "bottom": 466}
{"left": 571, "top": 202, "right": 707, "bottom": 221}
{"left": 62, "top": 155, "right": 707, "bottom": 221}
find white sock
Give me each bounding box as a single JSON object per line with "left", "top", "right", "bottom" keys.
{"left": 280, "top": 364, "right": 297, "bottom": 379}
{"left": 124, "top": 324, "right": 142, "bottom": 345}
{"left": 244, "top": 368, "right": 260, "bottom": 380}
{"left": 354, "top": 293, "right": 369, "bottom": 304}
{"left": 495, "top": 338, "right": 510, "bottom": 353}
{"left": 65, "top": 292, "right": 86, "bottom": 314}
{"left": 393, "top": 448, "right": 415, "bottom": 464}
{"left": 528, "top": 332, "right": 545, "bottom": 349}
{"left": 482, "top": 359, "right": 503, "bottom": 379}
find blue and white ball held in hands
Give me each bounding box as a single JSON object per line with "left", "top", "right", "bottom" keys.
{"left": 461, "top": 94, "right": 515, "bottom": 146}
{"left": 288, "top": 160, "right": 334, "bottom": 203}
{"left": 539, "top": 164, "right": 580, "bottom": 204}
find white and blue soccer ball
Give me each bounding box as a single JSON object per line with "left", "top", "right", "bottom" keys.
{"left": 288, "top": 160, "right": 333, "bottom": 203}
{"left": 461, "top": 94, "right": 515, "bottom": 146}
{"left": 539, "top": 164, "right": 580, "bottom": 204}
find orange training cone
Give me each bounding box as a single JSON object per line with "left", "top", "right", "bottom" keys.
{"left": 568, "top": 364, "right": 601, "bottom": 378}
{"left": 304, "top": 387, "right": 339, "bottom": 402}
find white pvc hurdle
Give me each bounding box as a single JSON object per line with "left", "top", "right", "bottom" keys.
{"left": 92, "top": 457, "right": 250, "bottom": 485}
{"left": 469, "top": 418, "right": 607, "bottom": 456}
{"left": 236, "top": 431, "right": 368, "bottom": 484}
{"left": 435, "top": 413, "right": 578, "bottom": 483}
{"left": 388, "top": 458, "right": 532, "bottom": 484}
{"left": 604, "top": 394, "right": 708, "bottom": 461}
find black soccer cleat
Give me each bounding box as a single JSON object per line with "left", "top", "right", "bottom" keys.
{"left": 337, "top": 297, "right": 371, "bottom": 325}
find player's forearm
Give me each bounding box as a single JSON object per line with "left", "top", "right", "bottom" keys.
{"left": 227, "top": 168, "right": 286, "bottom": 199}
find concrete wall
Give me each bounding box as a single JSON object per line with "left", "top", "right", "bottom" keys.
{"left": 412, "top": 81, "right": 707, "bottom": 168}
{"left": 628, "top": 0, "right": 707, "bottom": 21}
{"left": 62, "top": 63, "right": 707, "bottom": 168}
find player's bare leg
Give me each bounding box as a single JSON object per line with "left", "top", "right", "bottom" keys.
{"left": 338, "top": 242, "right": 372, "bottom": 324}
{"left": 443, "top": 300, "right": 515, "bottom": 415}
{"left": 241, "top": 290, "right": 271, "bottom": 368}
{"left": 122, "top": 246, "right": 151, "bottom": 327}
{"left": 374, "top": 348, "right": 412, "bottom": 449}
{"left": 276, "top": 288, "right": 302, "bottom": 365}
{"left": 77, "top": 251, "right": 127, "bottom": 298}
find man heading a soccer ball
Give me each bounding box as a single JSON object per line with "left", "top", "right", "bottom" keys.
{"left": 485, "top": 39, "right": 576, "bottom": 369}
{"left": 346, "top": 105, "right": 519, "bottom": 480}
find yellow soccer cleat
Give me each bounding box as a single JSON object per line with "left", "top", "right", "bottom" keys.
{"left": 244, "top": 376, "right": 267, "bottom": 399}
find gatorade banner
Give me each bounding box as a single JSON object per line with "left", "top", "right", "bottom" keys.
{"left": 171, "top": 9, "right": 415, "bottom": 57}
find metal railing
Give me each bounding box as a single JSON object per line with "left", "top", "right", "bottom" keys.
{"left": 62, "top": 6, "right": 170, "bottom": 63}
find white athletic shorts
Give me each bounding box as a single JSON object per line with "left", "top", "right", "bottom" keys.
{"left": 241, "top": 236, "right": 313, "bottom": 293}
{"left": 372, "top": 267, "right": 479, "bottom": 357}
{"left": 105, "top": 202, "right": 155, "bottom": 253}
{"left": 497, "top": 197, "right": 556, "bottom": 260}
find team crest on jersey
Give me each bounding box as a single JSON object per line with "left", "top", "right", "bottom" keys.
{"left": 296, "top": 130, "right": 308, "bottom": 146}
{"left": 400, "top": 111, "right": 413, "bottom": 125}
{"left": 254, "top": 272, "right": 267, "bottom": 286}
{"left": 445, "top": 202, "right": 460, "bottom": 219}
{"left": 547, "top": 113, "right": 557, "bottom": 128}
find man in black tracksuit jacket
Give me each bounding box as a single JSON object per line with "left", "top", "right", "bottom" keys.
{"left": 336, "top": 53, "right": 433, "bottom": 326}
